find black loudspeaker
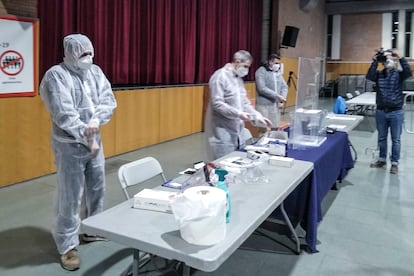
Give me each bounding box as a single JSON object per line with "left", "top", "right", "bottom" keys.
{"left": 281, "top": 26, "right": 299, "bottom": 48}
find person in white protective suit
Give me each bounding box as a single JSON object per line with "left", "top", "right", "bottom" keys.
{"left": 205, "top": 50, "right": 272, "bottom": 160}
{"left": 255, "top": 53, "right": 288, "bottom": 129}
{"left": 39, "top": 34, "right": 117, "bottom": 271}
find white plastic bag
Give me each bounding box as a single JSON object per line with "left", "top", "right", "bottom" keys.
{"left": 171, "top": 186, "right": 226, "bottom": 246}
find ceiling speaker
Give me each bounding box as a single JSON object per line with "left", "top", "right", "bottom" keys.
{"left": 299, "top": 0, "right": 319, "bottom": 12}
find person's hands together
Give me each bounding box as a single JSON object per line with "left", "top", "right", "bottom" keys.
{"left": 85, "top": 120, "right": 100, "bottom": 156}
{"left": 84, "top": 121, "right": 99, "bottom": 139}
{"left": 88, "top": 138, "right": 100, "bottom": 157}
{"left": 276, "top": 94, "right": 286, "bottom": 103}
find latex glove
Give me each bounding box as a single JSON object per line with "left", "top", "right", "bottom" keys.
{"left": 88, "top": 138, "right": 100, "bottom": 157}
{"left": 276, "top": 94, "right": 286, "bottom": 102}
{"left": 84, "top": 121, "right": 99, "bottom": 139}
{"left": 258, "top": 117, "right": 273, "bottom": 128}
{"left": 239, "top": 112, "right": 251, "bottom": 121}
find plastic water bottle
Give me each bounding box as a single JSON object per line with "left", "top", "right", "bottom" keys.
{"left": 214, "top": 168, "right": 231, "bottom": 223}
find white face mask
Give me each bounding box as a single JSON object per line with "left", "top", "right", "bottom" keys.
{"left": 77, "top": 55, "right": 93, "bottom": 70}
{"left": 272, "top": 64, "right": 281, "bottom": 72}
{"left": 235, "top": 66, "right": 249, "bottom": 78}
{"left": 385, "top": 59, "right": 394, "bottom": 69}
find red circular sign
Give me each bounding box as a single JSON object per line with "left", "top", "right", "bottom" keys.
{"left": 0, "top": 50, "right": 24, "bottom": 76}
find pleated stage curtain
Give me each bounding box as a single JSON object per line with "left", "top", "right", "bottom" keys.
{"left": 38, "top": 0, "right": 263, "bottom": 85}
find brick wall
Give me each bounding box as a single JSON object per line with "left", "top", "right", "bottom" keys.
{"left": 0, "top": 0, "right": 37, "bottom": 17}
{"left": 341, "top": 13, "right": 382, "bottom": 61}
{"left": 278, "top": 0, "right": 325, "bottom": 59}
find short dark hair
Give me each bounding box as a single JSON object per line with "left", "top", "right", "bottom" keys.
{"left": 268, "top": 53, "right": 280, "bottom": 61}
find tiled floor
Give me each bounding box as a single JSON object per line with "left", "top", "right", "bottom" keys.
{"left": 1, "top": 97, "right": 414, "bottom": 276}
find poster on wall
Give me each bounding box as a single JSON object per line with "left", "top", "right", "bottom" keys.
{"left": 0, "top": 15, "right": 38, "bottom": 98}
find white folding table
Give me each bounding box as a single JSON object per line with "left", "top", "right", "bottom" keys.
{"left": 324, "top": 113, "right": 364, "bottom": 134}
{"left": 404, "top": 91, "right": 414, "bottom": 133}
{"left": 345, "top": 92, "right": 376, "bottom": 115}
{"left": 81, "top": 151, "right": 313, "bottom": 275}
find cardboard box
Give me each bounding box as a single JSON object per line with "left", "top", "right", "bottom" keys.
{"left": 133, "top": 189, "right": 179, "bottom": 213}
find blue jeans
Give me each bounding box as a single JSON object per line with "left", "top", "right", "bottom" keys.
{"left": 375, "top": 109, "right": 404, "bottom": 165}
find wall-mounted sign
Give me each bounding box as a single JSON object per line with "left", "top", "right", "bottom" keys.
{"left": 0, "top": 15, "right": 38, "bottom": 98}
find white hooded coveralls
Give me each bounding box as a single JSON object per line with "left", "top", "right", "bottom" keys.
{"left": 39, "top": 34, "right": 117, "bottom": 254}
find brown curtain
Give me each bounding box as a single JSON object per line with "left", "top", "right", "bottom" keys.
{"left": 38, "top": 0, "right": 263, "bottom": 85}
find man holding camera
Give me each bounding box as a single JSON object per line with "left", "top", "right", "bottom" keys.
{"left": 366, "top": 48, "right": 412, "bottom": 174}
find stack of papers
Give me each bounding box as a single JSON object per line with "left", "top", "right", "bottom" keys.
{"left": 219, "top": 157, "right": 255, "bottom": 168}
{"left": 327, "top": 124, "right": 347, "bottom": 129}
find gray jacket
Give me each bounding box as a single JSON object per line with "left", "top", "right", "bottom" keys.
{"left": 255, "top": 65, "right": 288, "bottom": 106}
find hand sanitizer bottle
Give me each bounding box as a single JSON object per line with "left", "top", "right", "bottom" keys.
{"left": 214, "top": 168, "right": 230, "bottom": 223}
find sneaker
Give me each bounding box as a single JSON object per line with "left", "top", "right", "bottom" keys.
{"left": 82, "top": 234, "right": 108, "bottom": 242}
{"left": 370, "top": 160, "right": 386, "bottom": 168}
{"left": 60, "top": 249, "right": 80, "bottom": 271}
{"left": 390, "top": 165, "right": 398, "bottom": 174}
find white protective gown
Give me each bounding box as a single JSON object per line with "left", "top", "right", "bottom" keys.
{"left": 255, "top": 65, "right": 288, "bottom": 128}
{"left": 39, "top": 34, "right": 117, "bottom": 254}
{"left": 205, "top": 63, "right": 261, "bottom": 160}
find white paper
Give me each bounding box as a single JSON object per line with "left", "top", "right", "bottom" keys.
{"left": 219, "top": 157, "right": 254, "bottom": 168}
{"left": 326, "top": 116, "right": 356, "bottom": 121}
{"left": 327, "top": 124, "right": 347, "bottom": 129}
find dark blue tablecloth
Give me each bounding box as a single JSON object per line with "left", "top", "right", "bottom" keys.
{"left": 272, "top": 131, "right": 354, "bottom": 253}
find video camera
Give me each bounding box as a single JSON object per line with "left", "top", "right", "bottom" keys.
{"left": 375, "top": 47, "right": 396, "bottom": 63}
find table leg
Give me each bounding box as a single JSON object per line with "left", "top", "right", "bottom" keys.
{"left": 182, "top": 263, "right": 191, "bottom": 276}
{"left": 132, "top": 249, "right": 140, "bottom": 276}
{"left": 280, "top": 201, "right": 301, "bottom": 254}
{"left": 349, "top": 139, "right": 357, "bottom": 161}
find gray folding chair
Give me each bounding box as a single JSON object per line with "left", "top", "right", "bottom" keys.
{"left": 117, "top": 157, "right": 168, "bottom": 275}
{"left": 118, "top": 156, "right": 167, "bottom": 199}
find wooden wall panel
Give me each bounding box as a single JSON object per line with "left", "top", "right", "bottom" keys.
{"left": 189, "top": 86, "right": 204, "bottom": 134}
{"left": 159, "top": 87, "right": 203, "bottom": 142}
{"left": 244, "top": 82, "right": 256, "bottom": 99}
{"left": 99, "top": 106, "right": 117, "bottom": 157}
{"left": 326, "top": 62, "right": 371, "bottom": 80}
{"left": 0, "top": 86, "right": 206, "bottom": 187}
{"left": 0, "top": 96, "right": 54, "bottom": 186}
{"left": 114, "top": 90, "right": 160, "bottom": 154}
{"left": 244, "top": 82, "right": 260, "bottom": 137}
{"left": 326, "top": 62, "right": 414, "bottom": 80}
